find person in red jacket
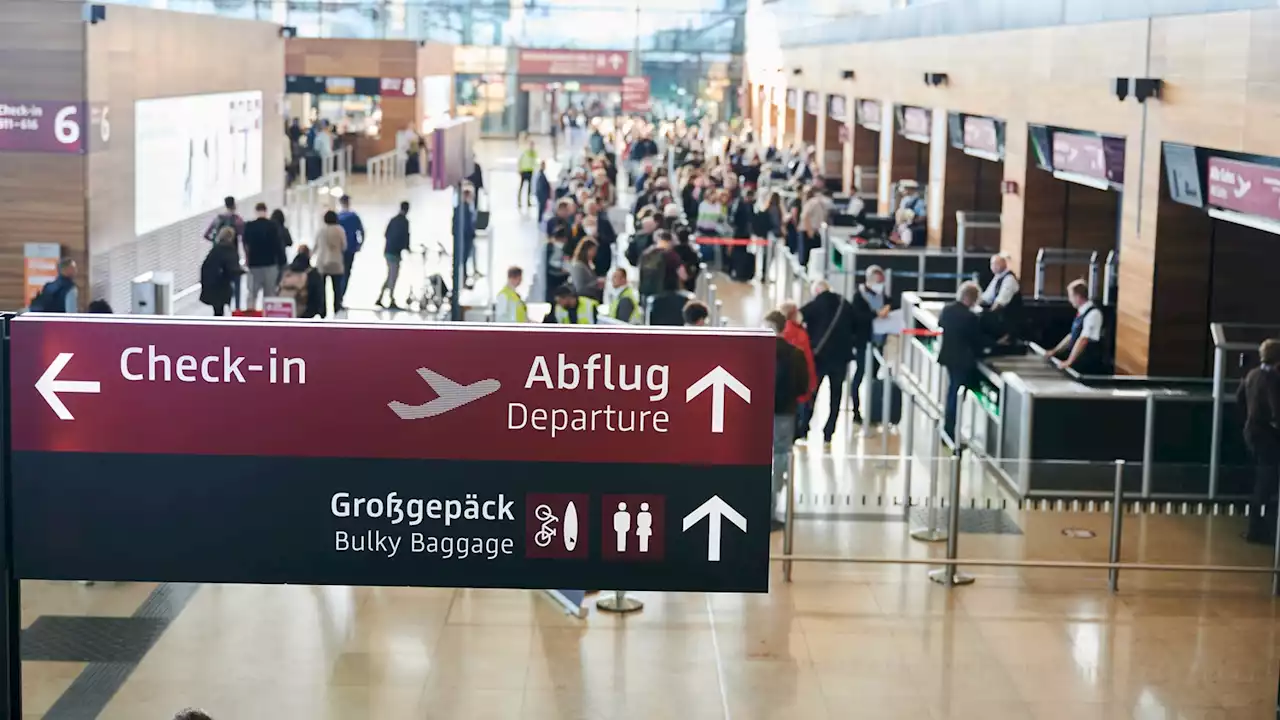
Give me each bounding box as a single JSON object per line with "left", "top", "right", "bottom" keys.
{"left": 779, "top": 301, "right": 818, "bottom": 442}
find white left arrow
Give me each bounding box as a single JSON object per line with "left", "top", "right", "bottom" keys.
{"left": 681, "top": 495, "right": 747, "bottom": 562}
{"left": 36, "top": 353, "right": 100, "bottom": 420}
{"left": 685, "top": 366, "right": 750, "bottom": 433}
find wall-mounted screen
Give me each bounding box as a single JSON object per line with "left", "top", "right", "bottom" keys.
{"left": 1163, "top": 143, "right": 1203, "bottom": 208}
{"left": 134, "top": 90, "right": 263, "bottom": 236}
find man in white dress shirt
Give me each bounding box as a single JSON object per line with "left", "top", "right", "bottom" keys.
{"left": 979, "top": 253, "right": 1023, "bottom": 344}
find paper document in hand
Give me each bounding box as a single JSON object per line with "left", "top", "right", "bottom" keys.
{"left": 873, "top": 310, "right": 905, "bottom": 336}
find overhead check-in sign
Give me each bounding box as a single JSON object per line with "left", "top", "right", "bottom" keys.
{"left": 10, "top": 316, "right": 774, "bottom": 593}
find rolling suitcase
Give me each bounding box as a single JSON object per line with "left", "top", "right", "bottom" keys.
{"left": 729, "top": 245, "right": 756, "bottom": 282}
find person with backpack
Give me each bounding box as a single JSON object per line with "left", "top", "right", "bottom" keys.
{"left": 203, "top": 196, "right": 245, "bottom": 309}
{"left": 30, "top": 258, "right": 78, "bottom": 312}
{"left": 638, "top": 229, "right": 684, "bottom": 301}
{"left": 199, "top": 227, "right": 243, "bottom": 317}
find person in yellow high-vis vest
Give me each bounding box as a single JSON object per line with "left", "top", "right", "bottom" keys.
{"left": 606, "top": 268, "right": 641, "bottom": 324}
{"left": 517, "top": 139, "right": 538, "bottom": 209}
{"left": 494, "top": 265, "right": 528, "bottom": 322}
{"left": 545, "top": 284, "right": 598, "bottom": 324}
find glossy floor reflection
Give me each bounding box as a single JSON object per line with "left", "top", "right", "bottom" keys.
{"left": 26, "top": 140, "right": 1279, "bottom": 719}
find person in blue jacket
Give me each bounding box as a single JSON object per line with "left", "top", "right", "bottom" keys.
{"left": 534, "top": 161, "right": 552, "bottom": 223}
{"left": 335, "top": 195, "right": 364, "bottom": 311}
{"left": 453, "top": 185, "right": 478, "bottom": 288}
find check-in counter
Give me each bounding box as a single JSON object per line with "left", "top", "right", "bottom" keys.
{"left": 826, "top": 230, "right": 994, "bottom": 308}
{"left": 896, "top": 292, "right": 1253, "bottom": 500}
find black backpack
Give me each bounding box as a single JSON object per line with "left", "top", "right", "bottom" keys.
{"left": 203, "top": 213, "right": 237, "bottom": 242}
{"left": 638, "top": 248, "right": 667, "bottom": 296}
{"left": 30, "top": 278, "right": 72, "bottom": 312}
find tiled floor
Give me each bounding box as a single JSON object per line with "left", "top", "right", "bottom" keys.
{"left": 20, "top": 139, "right": 1280, "bottom": 718}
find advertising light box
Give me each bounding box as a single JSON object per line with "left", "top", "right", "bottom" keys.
{"left": 134, "top": 91, "right": 264, "bottom": 236}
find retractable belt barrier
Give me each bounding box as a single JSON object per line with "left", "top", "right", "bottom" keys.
{"left": 0, "top": 314, "right": 782, "bottom": 716}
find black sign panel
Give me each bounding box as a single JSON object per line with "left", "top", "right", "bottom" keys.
{"left": 286, "top": 75, "right": 383, "bottom": 96}
{"left": 12, "top": 453, "right": 770, "bottom": 593}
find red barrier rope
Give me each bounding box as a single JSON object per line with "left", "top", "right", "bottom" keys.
{"left": 694, "top": 236, "right": 771, "bottom": 247}
{"left": 900, "top": 328, "right": 941, "bottom": 337}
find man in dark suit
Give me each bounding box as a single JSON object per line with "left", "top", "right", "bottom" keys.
{"left": 937, "top": 282, "right": 984, "bottom": 442}
{"left": 1237, "top": 339, "right": 1280, "bottom": 544}
{"left": 800, "top": 280, "right": 858, "bottom": 448}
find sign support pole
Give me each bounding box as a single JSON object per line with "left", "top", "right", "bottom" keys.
{"left": 1, "top": 315, "right": 22, "bottom": 719}
{"left": 596, "top": 589, "right": 643, "bottom": 614}
{"left": 452, "top": 180, "right": 466, "bottom": 322}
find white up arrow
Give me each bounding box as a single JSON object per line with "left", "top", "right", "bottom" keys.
{"left": 682, "top": 495, "right": 747, "bottom": 562}
{"left": 36, "top": 352, "right": 100, "bottom": 420}
{"left": 684, "top": 366, "right": 750, "bottom": 434}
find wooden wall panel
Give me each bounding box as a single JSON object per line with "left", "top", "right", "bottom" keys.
{"left": 822, "top": 105, "right": 843, "bottom": 181}
{"left": 0, "top": 0, "right": 87, "bottom": 310}
{"left": 941, "top": 147, "right": 1004, "bottom": 247}
{"left": 754, "top": 7, "right": 1280, "bottom": 374}
{"left": 85, "top": 7, "right": 285, "bottom": 309}
{"left": 1021, "top": 165, "right": 1068, "bottom": 297}
{"left": 286, "top": 38, "right": 418, "bottom": 79}
{"left": 801, "top": 110, "right": 817, "bottom": 144}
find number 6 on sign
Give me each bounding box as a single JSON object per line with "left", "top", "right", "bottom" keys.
{"left": 54, "top": 106, "right": 81, "bottom": 145}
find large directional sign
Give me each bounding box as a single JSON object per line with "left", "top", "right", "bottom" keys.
{"left": 9, "top": 316, "right": 775, "bottom": 593}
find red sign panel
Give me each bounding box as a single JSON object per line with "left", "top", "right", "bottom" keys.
{"left": 1053, "top": 132, "right": 1104, "bottom": 178}
{"left": 0, "top": 101, "right": 86, "bottom": 154}
{"left": 1207, "top": 157, "right": 1280, "bottom": 222}
{"left": 379, "top": 77, "right": 418, "bottom": 98}
{"left": 621, "top": 76, "right": 652, "bottom": 113}
{"left": 517, "top": 50, "right": 629, "bottom": 77}
{"left": 1053, "top": 132, "right": 1125, "bottom": 185}
{"left": 11, "top": 317, "right": 774, "bottom": 467}
{"left": 901, "top": 106, "right": 931, "bottom": 141}
{"left": 963, "top": 116, "right": 999, "bottom": 156}
{"left": 857, "top": 99, "right": 881, "bottom": 130}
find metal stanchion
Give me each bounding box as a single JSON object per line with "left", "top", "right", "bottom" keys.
{"left": 696, "top": 264, "right": 709, "bottom": 303}
{"left": 643, "top": 296, "right": 655, "bottom": 325}
{"left": 1272, "top": 514, "right": 1280, "bottom": 596}
{"left": 929, "top": 443, "right": 975, "bottom": 587}
{"left": 901, "top": 390, "right": 915, "bottom": 520}
{"left": 910, "top": 412, "right": 948, "bottom": 542}
{"left": 1109, "top": 459, "right": 1125, "bottom": 594}
{"left": 713, "top": 299, "right": 723, "bottom": 326}
{"left": 597, "top": 590, "right": 643, "bottom": 613}
{"left": 707, "top": 284, "right": 718, "bottom": 318}
{"left": 879, "top": 348, "right": 892, "bottom": 455}
{"left": 783, "top": 447, "right": 796, "bottom": 582}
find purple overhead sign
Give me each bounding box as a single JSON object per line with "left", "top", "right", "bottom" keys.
{"left": 0, "top": 101, "right": 86, "bottom": 154}
{"left": 1207, "top": 157, "right": 1280, "bottom": 222}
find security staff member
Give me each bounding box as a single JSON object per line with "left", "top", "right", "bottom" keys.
{"left": 545, "top": 284, "right": 598, "bottom": 324}
{"left": 980, "top": 253, "right": 1023, "bottom": 343}
{"left": 1049, "top": 279, "right": 1105, "bottom": 374}
{"left": 1236, "top": 339, "right": 1280, "bottom": 544}
{"left": 494, "top": 265, "right": 528, "bottom": 322}
{"left": 937, "top": 282, "right": 984, "bottom": 441}
{"left": 606, "top": 268, "right": 641, "bottom": 324}
{"left": 850, "top": 265, "right": 891, "bottom": 425}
